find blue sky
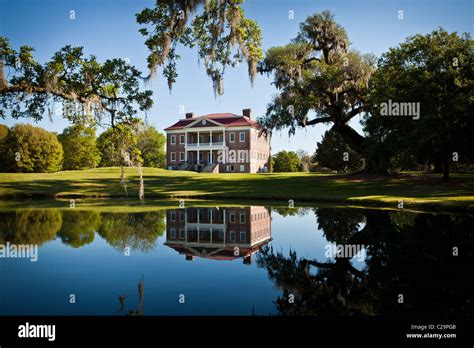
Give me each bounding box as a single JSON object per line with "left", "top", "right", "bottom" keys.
{"left": 1, "top": 0, "right": 472, "bottom": 153}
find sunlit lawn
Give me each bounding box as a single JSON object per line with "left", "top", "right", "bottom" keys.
{"left": 0, "top": 167, "right": 473, "bottom": 211}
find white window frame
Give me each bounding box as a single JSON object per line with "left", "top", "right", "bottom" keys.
{"left": 230, "top": 231, "right": 236, "bottom": 242}
{"left": 171, "top": 228, "right": 176, "bottom": 239}
{"left": 179, "top": 229, "right": 185, "bottom": 239}
{"left": 170, "top": 211, "right": 176, "bottom": 221}
{"left": 229, "top": 132, "right": 235, "bottom": 143}
{"left": 240, "top": 213, "right": 246, "bottom": 223}
{"left": 170, "top": 135, "right": 176, "bottom": 145}
{"left": 239, "top": 132, "right": 245, "bottom": 142}
{"left": 179, "top": 152, "right": 185, "bottom": 161}
{"left": 240, "top": 231, "right": 246, "bottom": 242}
{"left": 179, "top": 135, "right": 185, "bottom": 144}
{"left": 230, "top": 213, "right": 236, "bottom": 223}
{"left": 171, "top": 152, "right": 176, "bottom": 162}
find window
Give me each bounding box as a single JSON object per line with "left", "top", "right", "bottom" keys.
{"left": 230, "top": 231, "right": 236, "bottom": 242}
{"left": 180, "top": 135, "right": 185, "bottom": 144}
{"left": 239, "top": 132, "right": 245, "bottom": 142}
{"left": 170, "top": 135, "right": 176, "bottom": 145}
{"left": 229, "top": 132, "right": 235, "bottom": 142}
{"left": 240, "top": 213, "right": 246, "bottom": 223}
{"left": 179, "top": 152, "right": 185, "bottom": 161}
{"left": 179, "top": 211, "right": 185, "bottom": 222}
{"left": 170, "top": 211, "right": 176, "bottom": 221}
{"left": 229, "top": 165, "right": 235, "bottom": 172}
{"left": 171, "top": 228, "right": 176, "bottom": 239}
{"left": 179, "top": 229, "right": 185, "bottom": 239}
{"left": 240, "top": 231, "right": 246, "bottom": 242}
{"left": 218, "top": 134, "right": 223, "bottom": 142}
{"left": 240, "top": 165, "right": 245, "bottom": 172}
{"left": 171, "top": 152, "right": 176, "bottom": 162}
{"left": 230, "top": 213, "right": 236, "bottom": 223}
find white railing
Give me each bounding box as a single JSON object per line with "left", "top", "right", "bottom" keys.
{"left": 186, "top": 142, "right": 224, "bottom": 147}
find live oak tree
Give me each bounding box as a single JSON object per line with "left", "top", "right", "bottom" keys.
{"left": 258, "top": 11, "right": 375, "bottom": 167}
{"left": 365, "top": 29, "right": 474, "bottom": 181}
{"left": 136, "top": 0, "right": 263, "bottom": 95}
{"left": 0, "top": 36, "right": 153, "bottom": 127}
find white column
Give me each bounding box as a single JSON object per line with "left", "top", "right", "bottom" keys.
{"left": 210, "top": 130, "right": 213, "bottom": 146}
{"left": 197, "top": 131, "right": 200, "bottom": 165}
{"left": 210, "top": 149, "right": 212, "bottom": 164}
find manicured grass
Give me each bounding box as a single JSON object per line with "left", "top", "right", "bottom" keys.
{"left": 0, "top": 167, "right": 473, "bottom": 211}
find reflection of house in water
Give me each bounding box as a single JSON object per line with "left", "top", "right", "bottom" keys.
{"left": 165, "top": 207, "right": 271, "bottom": 264}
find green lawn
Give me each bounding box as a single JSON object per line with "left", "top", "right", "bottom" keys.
{"left": 0, "top": 167, "right": 473, "bottom": 212}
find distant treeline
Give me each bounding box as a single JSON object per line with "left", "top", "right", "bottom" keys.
{"left": 0, "top": 121, "right": 165, "bottom": 173}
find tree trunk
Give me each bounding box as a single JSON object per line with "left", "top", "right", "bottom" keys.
{"left": 332, "top": 124, "right": 391, "bottom": 175}
{"left": 443, "top": 157, "right": 450, "bottom": 182}
{"left": 433, "top": 160, "right": 443, "bottom": 173}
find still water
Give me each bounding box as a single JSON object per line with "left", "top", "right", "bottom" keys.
{"left": 0, "top": 204, "right": 472, "bottom": 316}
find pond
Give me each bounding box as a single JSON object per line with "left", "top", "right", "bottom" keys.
{"left": 0, "top": 203, "right": 472, "bottom": 317}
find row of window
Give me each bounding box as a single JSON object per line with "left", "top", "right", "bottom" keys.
{"left": 252, "top": 132, "right": 269, "bottom": 144}
{"left": 168, "top": 228, "right": 247, "bottom": 242}
{"left": 169, "top": 151, "right": 267, "bottom": 163}
{"left": 170, "top": 132, "right": 246, "bottom": 145}
{"left": 251, "top": 210, "right": 269, "bottom": 222}
{"left": 169, "top": 211, "right": 248, "bottom": 223}
{"left": 253, "top": 227, "right": 270, "bottom": 239}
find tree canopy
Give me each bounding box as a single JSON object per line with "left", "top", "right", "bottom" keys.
{"left": 258, "top": 11, "right": 375, "bottom": 155}
{"left": 58, "top": 124, "right": 101, "bottom": 170}
{"left": 365, "top": 29, "right": 473, "bottom": 180}
{"left": 2, "top": 123, "right": 63, "bottom": 173}
{"left": 272, "top": 150, "right": 301, "bottom": 172}
{"left": 0, "top": 37, "right": 153, "bottom": 127}
{"left": 136, "top": 0, "right": 263, "bottom": 95}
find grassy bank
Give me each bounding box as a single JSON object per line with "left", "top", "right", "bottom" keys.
{"left": 0, "top": 167, "right": 473, "bottom": 212}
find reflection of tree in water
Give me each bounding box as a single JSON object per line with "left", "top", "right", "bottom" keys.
{"left": 98, "top": 211, "right": 165, "bottom": 252}
{"left": 258, "top": 246, "right": 374, "bottom": 316}
{"left": 258, "top": 208, "right": 473, "bottom": 317}
{"left": 315, "top": 208, "right": 366, "bottom": 244}
{"left": 57, "top": 210, "right": 101, "bottom": 248}
{"left": 0, "top": 209, "right": 62, "bottom": 245}
{"left": 271, "top": 207, "right": 311, "bottom": 217}
{"left": 116, "top": 277, "right": 145, "bottom": 316}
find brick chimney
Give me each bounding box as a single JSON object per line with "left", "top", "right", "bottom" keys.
{"left": 185, "top": 112, "right": 194, "bottom": 119}
{"left": 242, "top": 108, "right": 252, "bottom": 119}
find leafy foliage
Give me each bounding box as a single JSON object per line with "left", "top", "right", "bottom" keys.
{"left": 137, "top": 126, "right": 166, "bottom": 168}
{"left": 58, "top": 124, "right": 101, "bottom": 170}
{"left": 0, "top": 36, "right": 153, "bottom": 126}
{"left": 258, "top": 11, "right": 375, "bottom": 155}
{"left": 2, "top": 124, "right": 63, "bottom": 173}
{"left": 313, "top": 129, "right": 364, "bottom": 173}
{"left": 272, "top": 150, "right": 301, "bottom": 172}
{"left": 365, "top": 29, "right": 474, "bottom": 179}
{"left": 97, "top": 122, "right": 142, "bottom": 167}
{"left": 136, "top": 0, "right": 263, "bottom": 95}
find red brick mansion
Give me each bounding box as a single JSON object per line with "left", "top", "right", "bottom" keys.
{"left": 164, "top": 108, "right": 271, "bottom": 173}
